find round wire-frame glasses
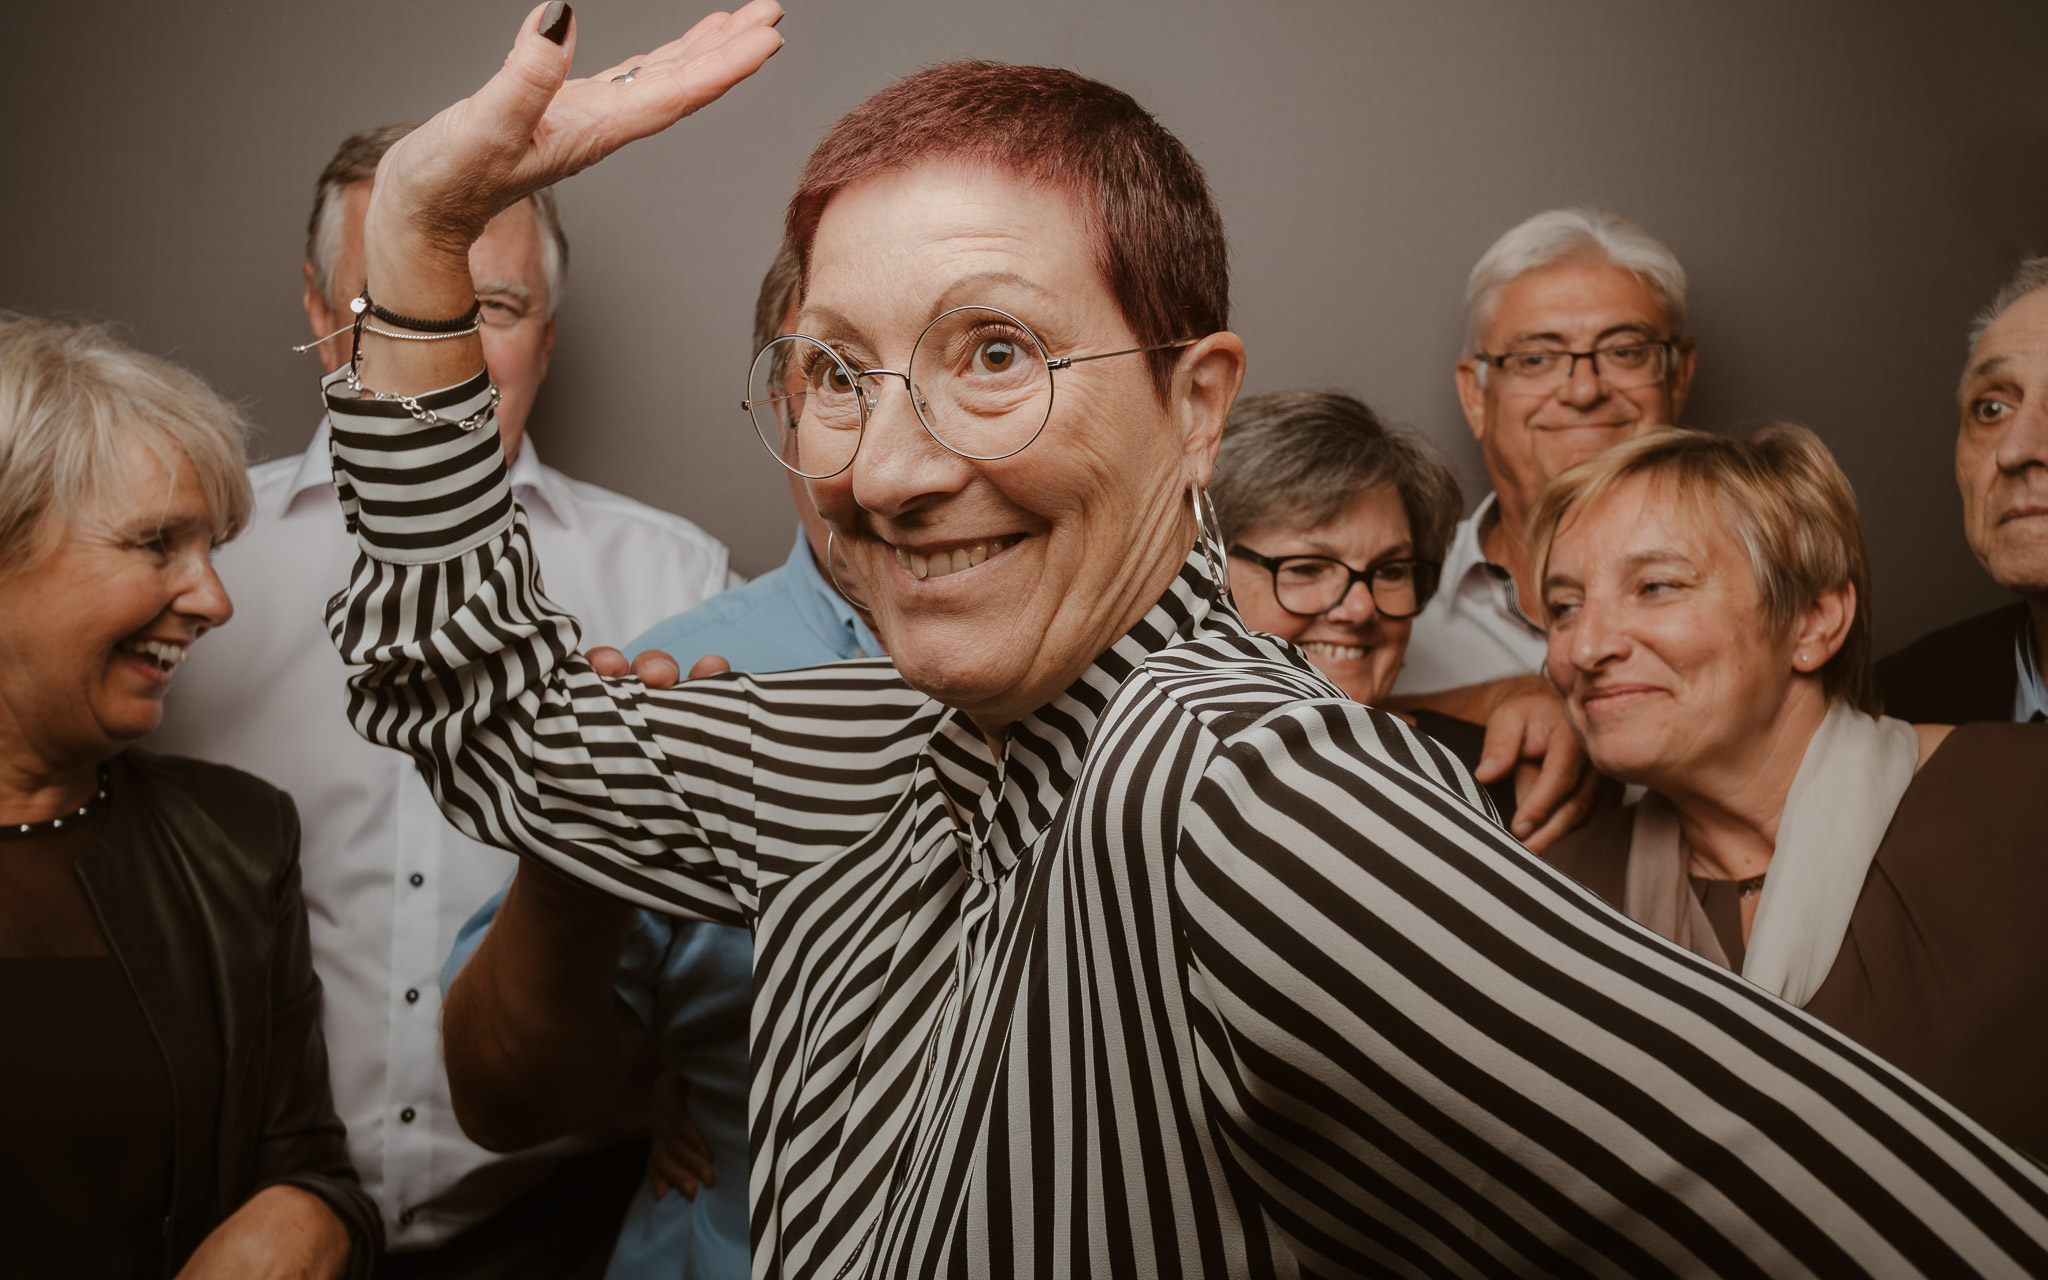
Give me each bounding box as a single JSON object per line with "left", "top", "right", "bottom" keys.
{"left": 743, "top": 304, "right": 1195, "bottom": 479}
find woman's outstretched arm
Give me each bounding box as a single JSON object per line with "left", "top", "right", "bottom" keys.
{"left": 1177, "top": 698, "right": 2048, "bottom": 1276}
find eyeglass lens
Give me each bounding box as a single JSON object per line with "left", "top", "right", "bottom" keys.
{"left": 746, "top": 306, "right": 1057, "bottom": 479}
{"left": 1271, "top": 557, "right": 1434, "bottom": 619}
{"left": 1494, "top": 342, "right": 1668, "bottom": 390}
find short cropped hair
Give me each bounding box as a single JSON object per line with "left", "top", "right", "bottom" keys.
{"left": 1528, "top": 423, "right": 1878, "bottom": 714}
{"left": 1464, "top": 206, "right": 1687, "bottom": 357}
{"left": 754, "top": 240, "right": 802, "bottom": 357}
{"left": 1966, "top": 255, "right": 2048, "bottom": 352}
{"left": 1212, "top": 391, "right": 1463, "bottom": 593}
{"left": 0, "top": 312, "right": 252, "bottom": 574}
{"left": 786, "top": 61, "right": 1228, "bottom": 397}
{"left": 306, "top": 121, "right": 570, "bottom": 317}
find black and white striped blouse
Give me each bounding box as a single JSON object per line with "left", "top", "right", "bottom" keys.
{"left": 326, "top": 368, "right": 2048, "bottom": 1278}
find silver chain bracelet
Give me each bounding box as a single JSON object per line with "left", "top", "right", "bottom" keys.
{"left": 344, "top": 357, "right": 500, "bottom": 432}
{"left": 361, "top": 321, "right": 482, "bottom": 342}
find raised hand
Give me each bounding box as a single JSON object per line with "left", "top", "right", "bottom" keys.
{"left": 356, "top": 0, "right": 783, "bottom": 393}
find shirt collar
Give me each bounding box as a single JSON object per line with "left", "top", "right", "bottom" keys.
{"left": 505, "top": 436, "right": 572, "bottom": 529}
{"left": 1439, "top": 491, "right": 1543, "bottom": 636}
{"left": 784, "top": 528, "right": 882, "bottom": 659}
{"left": 286, "top": 418, "right": 567, "bottom": 527}
{"left": 2016, "top": 610, "right": 2048, "bottom": 722}
{"left": 923, "top": 542, "right": 1227, "bottom": 883}
{"left": 1442, "top": 491, "right": 1502, "bottom": 591}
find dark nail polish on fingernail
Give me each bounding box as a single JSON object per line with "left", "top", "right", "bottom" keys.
{"left": 540, "top": 1, "right": 571, "bottom": 44}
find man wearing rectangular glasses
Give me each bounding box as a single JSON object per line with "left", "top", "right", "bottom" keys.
{"left": 1395, "top": 206, "right": 1698, "bottom": 702}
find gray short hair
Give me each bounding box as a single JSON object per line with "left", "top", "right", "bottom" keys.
{"left": 0, "top": 312, "right": 252, "bottom": 574}
{"left": 1967, "top": 256, "right": 2048, "bottom": 352}
{"left": 306, "top": 122, "right": 570, "bottom": 317}
{"left": 1211, "top": 389, "right": 1463, "bottom": 576}
{"left": 1464, "top": 206, "right": 1688, "bottom": 357}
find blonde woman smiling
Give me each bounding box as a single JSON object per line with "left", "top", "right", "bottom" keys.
{"left": 1540, "top": 423, "right": 2048, "bottom": 1157}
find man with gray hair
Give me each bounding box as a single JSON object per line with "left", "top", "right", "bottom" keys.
{"left": 1879, "top": 256, "right": 2048, "bottom": 723}
{"left": 153, "top": 122, "right": 738, "bottom": 1277}
{"left": 1395, "top": 206, "right": 1698, "bottom": 699}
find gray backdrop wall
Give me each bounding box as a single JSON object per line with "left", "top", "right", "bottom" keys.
{"left": 6, "top": 1, "right": 2046, "bottom": 650}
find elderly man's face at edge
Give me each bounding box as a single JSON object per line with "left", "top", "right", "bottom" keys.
{"left": 1456, "top": 256, "right": 1696, "bottom": 528}
{"left": 301, "top": 181, "right": 556, "bottom": 462}
{"left": 800, "top": 161, "right": 1243, "bottom": 734}
{"left": 1957, "top": 287, "right": 2048, "bottom": 596}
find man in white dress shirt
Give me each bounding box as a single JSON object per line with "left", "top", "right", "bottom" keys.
{"left": 1394, "top": 207, "right": 1697, "bottom": 701}
{"left": 153, "top": 123, "right": 736, "bottom": 1277}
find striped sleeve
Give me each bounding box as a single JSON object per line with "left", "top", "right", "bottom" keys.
{"left": 1174, "top": 697, "right": 2048, "bottom": 1277}
{"left": 320, "top": 369, "right": 766, "bottom": 923}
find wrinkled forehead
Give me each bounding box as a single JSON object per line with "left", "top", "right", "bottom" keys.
{"left": 1555, "top": 470, "right": 1728, "bottom": 566}
{"left": 1487, "top": 255, "right": 1672, "bottom": 347}
{"left": 1965, "top": 286, "right": 2048, "bottom": 389}
{"left": 801, "top": 161, "right": 1109, "bottom": 343}
{"left": 43, "top": 432, "right": 216, "bottom": 548}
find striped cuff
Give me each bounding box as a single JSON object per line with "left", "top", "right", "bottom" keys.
{"left": 321, "top": 365, "right": 514, "bottom": 565}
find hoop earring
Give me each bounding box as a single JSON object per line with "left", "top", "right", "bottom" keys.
{"left": 1189, "top": 485, "right": 1231, "bottom": 605}
{"left": 824, "top": 530, "right": 872, "bottom": 613}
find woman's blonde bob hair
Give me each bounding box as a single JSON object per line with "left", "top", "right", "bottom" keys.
{"left": 1528, "top": 423, "right": 1880, "bottom": 715}
{"left": 0, "top": 312, "right": 252, "bottom": 574}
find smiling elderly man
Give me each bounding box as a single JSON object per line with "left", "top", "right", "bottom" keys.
{"left": 1395, "top": 207, "right": 1698, "bottom": 699}
{"left": 1880, "top": 257, "right": 2048, "bottom": 723}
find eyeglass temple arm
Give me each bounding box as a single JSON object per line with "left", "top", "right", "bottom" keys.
{"left": 1046, "top": 338, "right": 1198, "bottom": 371}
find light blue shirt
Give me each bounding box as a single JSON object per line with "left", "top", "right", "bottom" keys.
{"left": 633, "top": 526, "right": 881, "bottom": 671}
{"left": 444, "top": 528, "right": 878, "bottom": 1279}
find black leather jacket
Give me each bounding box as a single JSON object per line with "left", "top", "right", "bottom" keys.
{"left": 75, "top": 750, "right": 380, "bottom": 1277}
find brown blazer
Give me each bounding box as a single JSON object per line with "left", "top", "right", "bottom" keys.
{"left": 1876, "top": 601, "right": 2027, "bottom": 725}
{"left": 1544, "top": 722, "right": 2048, "bottom": 1160}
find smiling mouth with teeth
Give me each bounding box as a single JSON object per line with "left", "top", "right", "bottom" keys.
{"left": 1300, "top": 641, "right": 1371, "bottom": 663}
{"left": 892, "top": 535, "right": 1022, "bottom": 581}
{"left": 119, "top": 637, "right": 190, "bottom": 671}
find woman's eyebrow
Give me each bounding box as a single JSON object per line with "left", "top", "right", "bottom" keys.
{"left": 119, "top": 510, "right": 209, "bottom": 540}
{"left": 1619, "top": 548, "right": 1695, "bottom": 573}
{"left": 795, "top": 304, "right": 864, "bottom": 342}
{"left": 1302, "top": 538, "right": 1414, "bottom": 562}
{"left": 927, "top": 271, "right": 1054, "bottom": 315}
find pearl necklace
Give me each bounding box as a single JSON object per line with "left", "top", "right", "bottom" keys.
{"left": 1, "top": 767, "right": 111, "bottom": 840}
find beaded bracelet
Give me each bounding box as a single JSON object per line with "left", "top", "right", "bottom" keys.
{"left": 343, "top": 285, "right": 498, "bottom": 431}
{"left": 352, "top": 288, "right": 483, "bottom": 334}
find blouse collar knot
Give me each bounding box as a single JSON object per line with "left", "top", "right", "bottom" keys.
{"left": 924, "top": 544, "right": 1228, "bottom": 883}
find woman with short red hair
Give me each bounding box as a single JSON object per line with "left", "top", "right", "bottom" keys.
{"left": 325, "top": 4, "right": 2048, "bottom": 1275}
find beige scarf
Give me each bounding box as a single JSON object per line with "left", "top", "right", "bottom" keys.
{"left": 1622, "top": 702, "right": 1919, "bottom": 1006}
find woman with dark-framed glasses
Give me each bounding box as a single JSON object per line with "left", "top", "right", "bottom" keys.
{"left": 1210, "top": 388, "right": 1530, "bottom": 820}
{"left": 325, "top": 4, "right": 2048, "bottom": 1275}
